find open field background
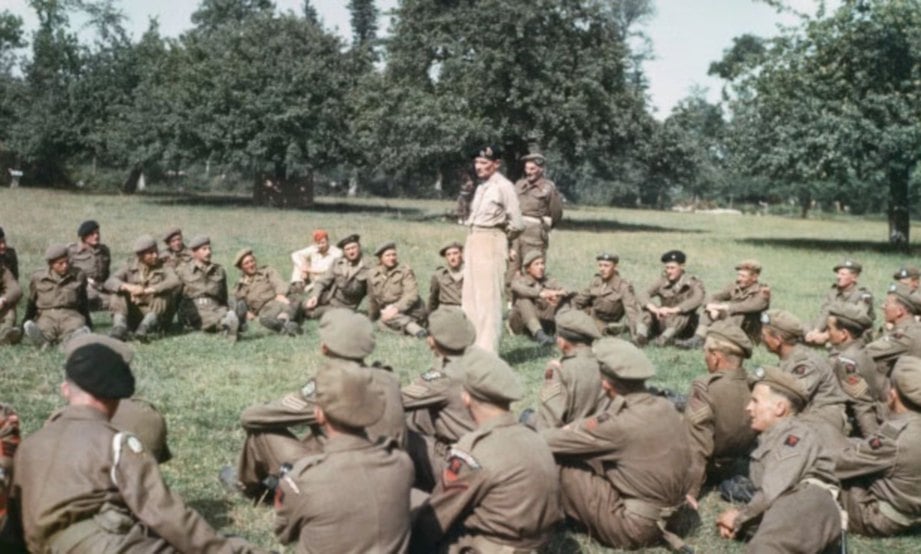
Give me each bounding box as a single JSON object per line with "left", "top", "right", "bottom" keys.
{"left": 1, "top": 187, "right": 920, "bottom": 552}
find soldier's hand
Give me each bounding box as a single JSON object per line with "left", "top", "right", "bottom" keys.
{"left": 246, "top": 311, "right": 257, "bottom": 321}
{"left": 716, "top": 509, "right": 739, "bottom": 539}
{"left": 304, "top": 297, "right": 318, "bottom": 309}
{"left": 381, "top": 305, "right": 399, "bottom": 321}
{"left": 276, "top": 294, "right": 290, "bottom": 305}
{"left": 685, "top": 494, "right": 699, "bottom": 511}
{"left": 508, "top": 249, "right": 517, "bottom": 262}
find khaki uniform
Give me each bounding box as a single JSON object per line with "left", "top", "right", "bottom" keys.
{"left": 643, "top": 273, "right": 706, "bottom": 340}
{"left": 24, "top": 267, "right": 90, "bottom": 343}
{"left": 176, "top": 261, "right": 232, "bottom": 331}
{"left": 67, "top": 242, "right": 111, "bottom": 311}
{"left": 696, "top": 281, "right": 770, "bottom": 340}
{"left": 306, "top": 258, "right": 369, "bottom": 317}
{"left": 0, "top": 264, "right": 22, "bottom": 343}
{"left": 507, "top": 177, "right": 562, "bottom": 282}
{"left": 0, "top": 247, "right": 18, "bottom": 279}
{"left": 830, "top": 340, "right": 883, "bottom": 437}
{"left": 428, "top": 266, "right": 463, "bottom": 312}
{"left": 684, "top": 366, "right": 757, "bottom": 498}
{"left": 412, "top": 413, "right": 561, "bottom": 552}
{"left": 730, "top": 417, "right": 842, "bottom": 552}
{"left": 537, "top": 344, "right": 603, "bottom": 429}
{"left": 572, "top": 272, "right": 646, "bottom": 338}
{"left": 368, "top": 263, "right": 426, "bottom": 336}
{"left": 780, "top": 344, "right": 849, "bottom": 449}
{"left": 867, "top": 317, "right": 921, "bottom": 373}
{"left": 12, "top": 405, "right": 259, "bottom": 554}
{"left": 508, "top": 273, "right": 567, "bottom": 336}
{"left": 814, "top": 282, "right": 874, "bottom": 332}
{"left": 106, "top": 259, "right": 181, "bottom": 330}
{"left": 541, "top": 392, "right": 691, "bottom": 549}
{"left": 159, "top": 248, "right": 191, "bottom": 270}
{"left": 836, "top": 411, "right": 921, "bottom": 536}
{"left": 234, "top": 266, "right": 297, "bottom": 331}
{"left": 274, "top": 434, "right": 413, "bottom": 553}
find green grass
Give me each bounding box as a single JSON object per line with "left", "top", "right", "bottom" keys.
{"left": 1, "top": 187, "right": 920, "bottom": 552}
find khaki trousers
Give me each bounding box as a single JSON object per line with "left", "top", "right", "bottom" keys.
{"left": 462, "top": 228, "right": 507, "bottom": 353}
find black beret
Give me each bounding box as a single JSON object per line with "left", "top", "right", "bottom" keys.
{"left": 0, "top": 226, "right": 4, "bottom": 240}
{"left": 337, "top": 234, "right": 361, "bottom": 249}
{"left": 65, "top": 343, "right": 135, "bottom": 399}
{"left": 472, "top": 144, "right": 503, "bottom": 161}
{"left": 77, "top": 220, "right": 100, "bottom": 238}
{"left": 661, "top": 250, "right": 686, "bottom": 264}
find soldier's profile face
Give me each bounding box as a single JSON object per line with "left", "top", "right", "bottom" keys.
{"left": 444, "top": 247, "right": 463, "bottom": 268}
{"left": 663, "top": 262, "right": 683, "bottom": 281}
{"left": 524, "top": 161, "right": 543, "bottom": 182}
{"left": 826, "top": 317, "right": 847, "bottom": 345}
{"left": 168, "top": 234, "right": 184, "bottom": 252}
{"left": 474, "top": 157, "right": 499, "bottom": 180}
{"left": 884, "top": 294, "right": 905, "bottom": 323}
{"left": 597, "top": 260, "right": 616, "bottom": 280}
{"left": 50, "top": 257, "right": 69, "bottom": 275}
{"left": 746, "top": 383, "right": 781, "bottom": 432}
{"left": 193, "top": 245, "right": 212, "bottom": 263}
{"left": 736, "top": 269, "right": 757, "bottom": 287}
{"left": 240, "top": 255, "right": 257, "bottom": 275}
{"left": 526, "top": 258, "right": 546, "bottom": 279}
{"left": 343, "top": 243, "right": 361, "bottom": 261}
{"left": 836, "top": 268, "right": 857, "bottom": 288}
{"left": 380, "top": 249, "right": 398, "bottom": 268}
{"left": 139, "top": 249, "right": 159, "bottom": 266}
{"left": 899, "top": 276, "right": 920, "bottom": 291}
{"left": 83, "top": 229, "right": 100, "bottom": 246}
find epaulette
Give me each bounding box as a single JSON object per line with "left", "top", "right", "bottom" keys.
{"left": 880, "top": 418, "right": 910, "bottom": 440}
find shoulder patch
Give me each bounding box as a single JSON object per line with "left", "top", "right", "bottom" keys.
{"left": 301, "top": 379, "right": 316, "bottom": 399}
{"left": 442, "top": 448, "right": 480, "bottom": 488}
{"left": 793, "top": 364, "right": 807, "bottom": 376}
{"left": 785, "top": 434, "right": 800, "bottom": 447}
{"left": 869, "top": 437, "right": 882, "bottom": 450}
{"left": 421, "top": 370, "right": 444, "bottom": 382}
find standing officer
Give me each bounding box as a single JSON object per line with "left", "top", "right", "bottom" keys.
{"left": 716, "top": 367, "right": 842, "bottom": 552}
{"left": 106, "top": 235, "right": 181, "bottom": 342}
{"left": 541, "top": 338, "right": 691, "bottom": 551}
{"left": 412, "top": 347, "right": 561, "bottom": 552}
{"left": 572, "top": 252, "right": 647, "bottom": 342}
{"left": 22, "top": 244, "right": 90, "bottom": 348}
{"left": 643, "top": 250, "right": 706, "bottom": 346}
{"left": 233, "top": 248, "right": 301, "bottom": 336}
{"left": 506, "top": 152, "right": 562, "bottom": 287}
{"left": 0, "top": 245, "right": 21, "bottom": 345}
{"left": 866, "top": 283, "right": 921, "bottom": 374}
{"left": 10, "top": 343, "right": 262, "bottom": 553}
{"left": 826, "top": 302, "right": 882, "bottom": 437}
{"left": 507, "top": 251, "right": 570, "bottom": 346}
{"left": 159, "top": 227, "right": 191, "bottom": 269}
{"left": 175, "top": 236, "right": 239, "bottom": 340}
{"left": 66, "top": 220, "right": 111, "bottom": 312}
{"left": 462, "top": 144, "right": 524, "bottom": 353}
{"left": 806, "top": 259, "right": 874, "bottom": 345}
{"left": 428, "top": 240, "right": 464, "bottom": 312}
{"left": 368, "top": 241, "right": 427, "bottom": 338}
{"left": 288, "top": 229, "right": 342, "bottom": 294}
{"left": 303, "top": 234, "right": 369, "bottom": 319}
{"left": 273, "top": 364, "right": 414, "bottom": 553}
{"left": 0, "top": 226, "right": 18, "bottom": 279}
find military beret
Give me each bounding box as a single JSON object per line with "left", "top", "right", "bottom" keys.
{"left": 828, "top": 302, "right": 873, "bottom": 330}
{"left": 374, "top": 241, "right": 397, "bottom": 257}
{"left": 315, "top": 363, "right": 385, "bottom": 428}
{"left": 77, "top": 220, "right": 99, "bottom": 238}
{"left": 133, "top": 235, "right": 157, "bottom": 254}
{"left": 111, "top": 398, "right": 172, "bottom": 463}
{"left": 751, "top": 366, "right": 808, "bottom": 408}
{"left": 892, "top": 356, "right": 921, "bottom": 407}
{"left": 760, "top": 309, "right": 804, "bottom": 338}
{"left": 64, "top": 333, "right": 134, "bottom": 364}
{"left": 520, "top": 153, "right": 546, "bottom": 166}
{"left": 706, "top": 320, "right": 753, "bottom": 359}
{"left": 428, "top": 307, "right": 476, "bottom": 352}
{"left": 833, "top": 259, "right": 862, "bottom": 273}
{"left": 735, "top": 259, "right": 762, "bottom": 274}
{"left": 188, "top": 235, "right": 210, "bottom": 250}
{"left": 319, "top": 309, "right": 375, "bottom": 359}
{"left": 555, "top": 310, "right": 601, "bottom": 343}
{"left": 522, "top": 250, "right": 544, "bottom": 268}
{"left": 337, "top": 234, "right": 360, "bottom": 249}
{"left": 660, "top": 250, "right": 686, "bottom": 264}
{"left": 458, "top": 347, "right": 523, "bottom": 404}
{"left": 439, "top": 240, "right": 464, "bottom": 257}
{"left": 44, "top": 243, "right": 69, "bottom": 262}
{"left": 162, "top": 227, "right": 182, "bottom": 243}
{"left": 472, "top": 144, "right": 502, "bottom": 161}
{"left": 65, "top": 343, "right": 135, "bottom": 399}
{"left": 596, "top": 252, "right": 619, "bottom": 263}
{"left": 894, "top": 266, "right": 921, "bottom": 280}
{"left": 593, "top": 337, "right": 655, "bottom": 381}
{"left": 887, "top": 283, "right": 921, "bottom": 315}
{"left": 0, "top": 226, "right": 4, "bottom": 240}
{"left": 233, "top": 248, "right": 254, "bottom": 268}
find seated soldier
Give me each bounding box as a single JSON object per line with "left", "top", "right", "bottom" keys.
{"left": 835, "top": 356, "right": 921, "bottom": 537}
{"left": 716, "top": 367, "right": 843, "bottom": 552}
{"left": 22, "top": 244, "right": 90, "bottom": 348}
{"left": 232, "top": 248, "right": 301, "bottom": 336}
{"left": 288, "top": 229, "right": 341, "bottom": 294}
{"left": 428, "top": 240, "right": 464, "bottom": 312}
{"left": 0, "top": 247, "right": 21, "bottom": 345}
{"left": 0, "top": 227, "right": 18, "bottom": 280}
{"left": 106, "top": 235, "right": 181, "bottom": 342}
{"left": 302, "top": 234, "right": 369, "bottom": 319}
{"left": 368, "top": 241, "right": 427, "bottom": 338}
{"left": 402, "top": 307, "right": 477, "bottom": 492}
{"left": 684, "top": 321, "right": 757, "bottom": 507}
{"left": 642, "top": 249, "right": 705, "bottom": 346}
{"left": 507, "top": 251, "right": 570, "bottom": 346}
{"left": 866, "top": 283, "right": 921, "bottom": 375}
{"left": 677, "top": 259, "right": 769, "bottom": 349}
{"left": 826, "top": 302, "right": 882, "bottom": 437}
{"left": 274, "top": 364, "right": 414, "bottom": 553}
{"left": 572, "top": 252, "right": 647, "bottom": 343}
{"left": 66, "top": 220, "right": 111, "bottom": 312}
{"left": 805, "top": 259, "right": 874, "bottom": 345}
{"left": 175, "top": 236, "right": 239, "bottom": 341}
{"left": 159, "top": 227, "right": 191, "bottom": 269}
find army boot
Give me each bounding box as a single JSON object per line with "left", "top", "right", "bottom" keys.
{"left": 135, "top": 312, "right": 159, "bottom": 343}
{"left": 109, "top": 313, "right": 130, "bottom": 341}
{"left": 23, "top": 320, "right": 46, "bottom": 347}
{"left": 221, "top": 311, "right": 240, "bottom": 343}
{"left": 533, "top": 329, "right": 555, "bottom": 347}
{"left": 0, "top": 327, "right": 22, "bottom": 346}
{"left": 282, "top": 320, "right": 301, "bottom": 337}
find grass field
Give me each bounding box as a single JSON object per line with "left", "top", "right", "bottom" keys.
{"left": 1, "top": 187, "right": 919, "bottom": 553}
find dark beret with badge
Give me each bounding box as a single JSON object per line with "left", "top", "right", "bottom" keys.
{"left": 887, "top": 283, "right": 921, "bottom": 315}
{"left": 77, "top": 219, "right": 99, "bottom": 238}
{"left": 65, "top": 343, "right": 135, "bottom": 399}
{"left": 374, "top": 241, "right": 397, "bottom": 257}
{"left": 472, "top": 144, "right": 502, "bottom": 161}
{"left": 596, "top": 252, "right": 619, "bottom": 263}
{"left": 555, "top": 310, "right": 601, "bottom": 344}
{"left": 428, "top": 307, "right": 476, "bottom": 352}
{"left": 833, "top": 259, "right": 862, "bottom": 273}
{"left": 319, "top": 308, "right": 375, "bottom": 359}
{"left": 458, "top": 347, "right": 523, "bottom": 404}
{"left": 336, "top": 234, "right": 361, "bottom": 249}
{"left": 894, "top": 266, "right": 921, "bottom": 280}
{"left": 760, "top": 309, "right": 804, "bottom": 339}
{"left": 132, "top": 235, "right": 158, "bottom": 254}
{"left": 187, "top": 235, "right": 210, "bottom": 251}
{"left": 660, "top": 250, "right": 686, "bottom": 264}
{"left": 64, "top": 333, "right": 134, "bottom": 364}
{"left": 892, "top": 356, "right": 921, "bottom": 407}
{"left": 315, "top": 363, "right": 384, "bottom": 428}
{"left": 828, "top": 301, "right": 873, "bottom": 331}
{"left": 44, "top": 243, "right": 69, "bottom": 262}
{"left": 438, "top": 240, "right": 463, "bottom": 257}
{"left": 593, "top": 337, "right": 655, "bottom": 381}
{"left": 706, "top": 320, "right": 753, "bottom": 358}
{"left": 751, "top": 365, "right": 808, "bottom": 410}
{"left": 162, "top": 227, "right": 182, "bottom": 243}
{"left": 233, "top": 248, "right": 254, "bottom": 268}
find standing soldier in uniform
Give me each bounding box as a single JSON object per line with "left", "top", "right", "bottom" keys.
{"left": 806, "top": 259, "right": 874, "bottom": 345}
{"left": 507, "top": 251, "right": 570, "bottom": 346}
{"left": 866, "top": 283, "right": 921, "bottom": 375}
{"left": 288, "top": 229, "right": 342, "bottom": 294}
{"left": 0, "top": 227, "right": 19, "bottom": 279}
{"left": 367, "top": 241, "right": 427, "bottom": 338}
{"left": 716, "top": 367, "right": 843, "bottom": 551}
{"left": 302, "top": 234, "right": 369, "bottom": 319}
{"left": 67, "top": 220, "right": 111, "bottom": 312}
{"left": 826, "top": 302, "right": 882, "bottom": 437}
{"left": 175, "top": 236, "right": 239, "bottom": 341}
{"left": 455, "top": 171, "right": 475, "bottom": 225}
{"left": 412, "top": 347, "right": 561, "bottom": 552}
{"left": 106, "top": 235, "right": 181, "bottom": 342}
{"left": 233, "top": 248, "right": 301, "bottom": 336}
{"left": 0, "top": 243, "right": 21, "bottom": 345}
{"left": 159, "top": 227, "right": 191, "bottom": 269}
{"left": 22, "top": 244, "right": 90, "bottom": 348}
{"left": 643, "top": 250, "right": 706, "bottom": 346}
{"left": 893, "top": 266, "right": 921, "bottom": 291}
{"left": 428, "top": 240, "right": 464, "bottom": 312}
{"left": 677, "top": 259, "right": 770, "bottom": 349}
{"left": 572, "top": 252, "right": 647, "bottom": 343}
{"left": 506, "top": 152, "right": 563, "bottom": 287}
{"left": 541, "top": 338, "right": 692, "bottom": 551}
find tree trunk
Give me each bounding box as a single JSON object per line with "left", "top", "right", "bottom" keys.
{"left": 888, "top": 164, "right": 911, "bottom": 249}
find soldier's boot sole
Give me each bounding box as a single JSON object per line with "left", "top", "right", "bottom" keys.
{"left": 0, "top": 328, "right": 22, "bottom": 345}
{"left": 23, "top": 321, "right": 46, "bottom": 347}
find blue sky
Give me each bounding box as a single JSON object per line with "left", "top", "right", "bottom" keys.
{"left": 2, "top": 0, "right": 832, "bottom": 117}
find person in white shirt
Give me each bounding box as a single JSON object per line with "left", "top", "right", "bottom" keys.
{"left": 290, "top": 229, "right": 342, "bottom": 294}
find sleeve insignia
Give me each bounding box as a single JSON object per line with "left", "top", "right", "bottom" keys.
{"left": 443, "top": 448, "right": 480, "bottom": 487}
{"left": 785, "top": 434, "right": 800, "bottom": 447}
{"left": 301, "top": 379, "right": 316, "bottom": 399}
{"left": 869, "top": 437, "right": 882, "bottom": 450}
{"left": 793, "top": 365, "right": 807, "bottom": 376}
{"left": 846, "top": 375, "right": 860, "bottom": 385}
{"left": 402, "top": 383, "right": 429, "bottom": 398}
{"left": 282, "top": 393, "right": 309, "bottom": 412}
{"left": 421, "top": 370, "right": 444, "bottom": 381}
{"left": 585, "top": 412, "right": 611, "bottom": 431}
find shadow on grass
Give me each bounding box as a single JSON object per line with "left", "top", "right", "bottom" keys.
{"left": 557, "top": 218, "right": 703, "bottom": 234}
{"left": 187, "top": 497, "right": 236, "bottom": 528}
{"left": 144, "top": 193, "right": 427, "bottom": 218}
{"left": 503, "top": 344, "right": 553, "bottom": 364}
{"left": 738, "top": 237, "right": 917, "bottom": 254}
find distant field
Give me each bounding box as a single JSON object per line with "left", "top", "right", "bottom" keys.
{"left": 1, "top": 187, "right": 919, "bottom": 552}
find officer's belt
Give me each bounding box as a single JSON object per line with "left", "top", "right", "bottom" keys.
{"left": 877, "top": 499, "right": 921, "bottom": 527}
{"left": 50, "top": 504, "right": 136, "bottom": 550}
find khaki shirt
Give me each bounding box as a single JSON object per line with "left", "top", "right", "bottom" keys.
{"left": 105, "top": 259, "right": 181, "bottom": 306}
{"left": 781, "top": 344, "right": 848, "bottom": 432}
{"left": 814, "top": 282, "right": 874, "bottom": 331}
{"left": 24, "top": 267, "right": 89, "bottom": 320}
{"left": 867, "top": 317, "right": 921, "bottom": 369}
{"left": 309, "top": 258, "right": 369, "bottom": 311}
{"left": 67, "top": 242, "right": 111, "bottom": 286}
{"left": 177, "top": 261, "right": 229, "bottom": 305}
{"left": 428, "top": 266, "right": 463, "bottom": 312}
{"left": 645, "top": 273, "right": 706, "bottom": 313}
{"left": 829, "top": 340, "right": 882, "bottom": 437}
{"left": 537, "top": 344, "right": 604, "bottom": 429}
{"left": 233, "top": 266, "right": 288, "bottom": 313}
{"left": 510, "top": 273, "right": 565, "bottom": 303}
{"left": 466, "top": 172, "right": 524, "bottom": 233}
{"left": 514, "top": 176, "right": 562, "bottom": 224}
{"left": 160, "top": 248, "right": 192, "bottom": 270}
{"left": 684, "top": 367, "right": 757, "bottom": 498}
{"left": 573, "top": 272, "right": 643, "bottom": 326}
{"left": 0, "top": 264, "right": 22, "bottom": 309}
{"left": 402, "top": 355, "right": 475, "bottom": 445}
{"left": 368, "top": 263, "right": 425, "bottom": 321}
{"left": 709, "top": 280, "right": 770, "bottom": 316}
{"left": 274, "top": 433, "right": 413, "bottom": 553}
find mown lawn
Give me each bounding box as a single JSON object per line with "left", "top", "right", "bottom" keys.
{"left": 1, "top": 187, "right": 919, "bottom": 552}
